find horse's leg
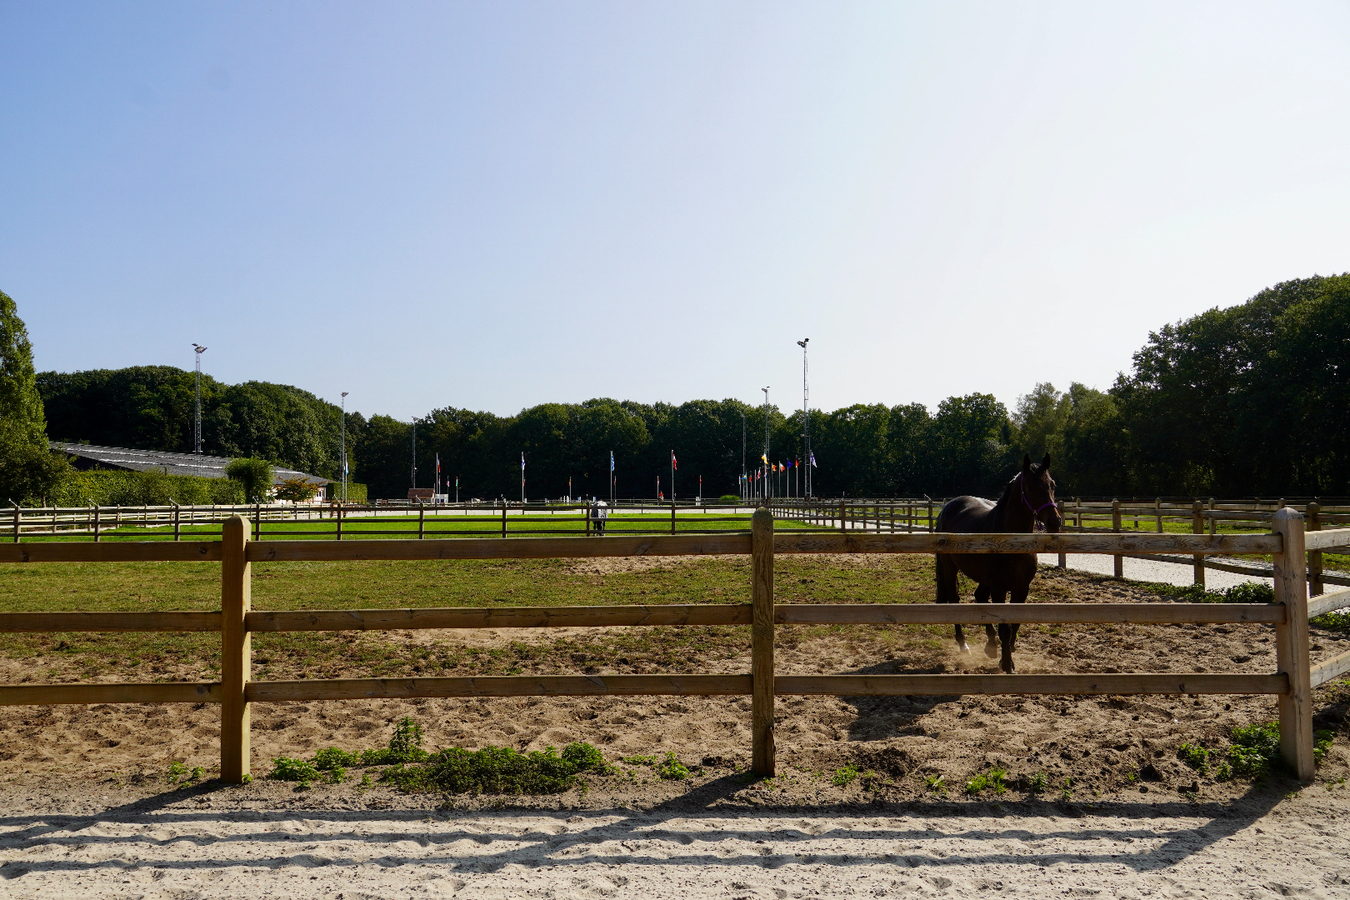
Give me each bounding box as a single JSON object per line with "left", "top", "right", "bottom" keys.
{"left": 974, "top": 584, "right": 999, "bottom": 658}
{"left": 936, "top": 554, "right": 968, "bottom": 653}
{"left": 1000, "top": 585, "right": 1026, "bottom": 674}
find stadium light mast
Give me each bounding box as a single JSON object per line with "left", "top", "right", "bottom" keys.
{"left": 761, "top": 386, "right": 770, "bottom": 501}
{"left": 340, "top": 392, "right": 349, "bottom": 503}
{"left": 797, "top": 338, "right": 810, "bottom": 500}
{"left": 191, "top": 344, "right": 207, "bottom": 466}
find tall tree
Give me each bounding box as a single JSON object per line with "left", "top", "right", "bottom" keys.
{"left": 0, "top": 290, "right": 68, "bottom": 502}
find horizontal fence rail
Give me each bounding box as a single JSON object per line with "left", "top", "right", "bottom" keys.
{"left": 0, "top": 511, "right": 1347, "bottom": 783}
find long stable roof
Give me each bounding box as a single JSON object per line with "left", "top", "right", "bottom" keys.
{"left": 49, "top": 442, "right": 330, "bottom": 486}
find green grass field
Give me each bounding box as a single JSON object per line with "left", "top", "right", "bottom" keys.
{"left": 0, "top": 549, "right": 945, "bottom": 683}
{"left": 15, "top": 510, "right": 822, "bottom": 542}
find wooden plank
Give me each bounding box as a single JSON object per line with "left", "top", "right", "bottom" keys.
{"left": 1310, "top": 649, "right": 1350, "bottom": 689}
{"left": 246, "top": 533, "right": 751, "bottom": 562}
{"left": 751, "top": 507, "right": 775, "bottom": 776}
{"left": 220, "top": 515, "right": 252, "bottom": 784}
{"left": 247, "top": 674, "right": 753, "bottom": 702}
{"left": 0, "top": 542, "right": 222, "bottom": 563}
{"left": 1272, "top": 508, "right": 1314, "bottom": 781}
{"left": 775, "top": 602, "right": 1285, "bottom": 626}
{"left": 774, "top": 673, "right": 1285, "bottom": 696}
{"left": 1308, "top": 588, "right": 1350, "bottom": 620}
{"left": 248, "top": 605, "right": 752, "bottom": 632}
{"left": 0, "top": 682, "right": 220, "bottom": 705}
{"left": 773, "top": 532, "right": 1281, "bottom": 555}
{"left": 0, "top": 611, "right": 222, "bottom": 633}
{"left": 1304, "top": 529, "right": 1350, "bottom": 552}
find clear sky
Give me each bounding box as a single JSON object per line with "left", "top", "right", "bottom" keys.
{"left": 3, "top": 1, "right": 1348, "bottom": 423}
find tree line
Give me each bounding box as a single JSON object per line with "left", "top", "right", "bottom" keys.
{"left": 6, "top": 274, "right": 1349, "bottom": 503}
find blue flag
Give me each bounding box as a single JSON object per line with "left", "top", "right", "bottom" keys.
{"left": 610, "top": 450, "right": 614, "bottom": 472}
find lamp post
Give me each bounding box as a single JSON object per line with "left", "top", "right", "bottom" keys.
{"left": 797, "top": 338, "right": 810, "bottom": 500}
{"left": 340, "top": 392, "right": 348, "bottom": 503}
{"left": 761, "top": 386, "right": 770, "bottom": 501}
{"left": 191, "top": 344, "right": 207, "bottom": 474}
{"left": 410, "top": 418, "right": 418, "bottom": 490}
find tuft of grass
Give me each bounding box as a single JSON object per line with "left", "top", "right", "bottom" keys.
{"left": 166, "top": 760, "right": 204, "bottom": 786}
{"left": 655, "top": 752, "right": 690, "bottom": 781}
{"left": 1178, "top": 742, "right": 1210, "bottom": 774}
{"left": 269, "top": 757, "right": 331, "bottom": 789}
{"left": 1026, "top": 772, "right": 1048, "bottom": 794}
{"left": 924, "top": 774, "right": 946, "bottom": 796}
{"left": 964, "top": 768, "right": 1008, "bottom": 795}
{"left": 381, "top": 742, "right": 608, "bottom": 794}
{"left": 831, "top": 764, "right": 860, "bottom": 787}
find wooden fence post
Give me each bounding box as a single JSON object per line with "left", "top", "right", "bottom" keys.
{"left": 10, "top": 505, "right": 18, "bottom": 544}
{"left": 1307, "top": 502, "right": 1323, "bottom": 597}
{"left": 1154, "top": 498, "right": 1162, "bottom": 533}
{"left": 173, "top": 503, "right": 181, "bottom": 542}
{"left": 93, "top": 506, "right": 101, "bottom": 542}
{"left": 1192, "top": 500, "right": 1205, "bottom": 588}
{"left": 418, "top": 503, "right": 426, "bottom": 540}
{"left": 1112, "top": 500, "right": 1123, "bottom": 578}
{"left": 751, "top": 507, "right": 775, "bottom": 776}
{"left": 501, "top": 504, "right": 508, "bottom": 538}
{"left": 838, "top": 501, "right": 846, "bottom": 534}
{"left": 670, "top": 504, "right": 676, "bottom": 535}
{"left": 1271, "top": 507, "right": 1313, "bottom": 781}
{"left": 221, "top": 514, "right": 253, "bottom": 783}
{"left": 336, "top": 504, "right": 344, "bottom": 541}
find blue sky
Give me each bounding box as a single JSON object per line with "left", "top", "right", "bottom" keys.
{"left": 3, "top": 1, "right": 1348, "bottom": 422}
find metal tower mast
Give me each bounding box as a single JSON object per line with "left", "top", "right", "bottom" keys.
{"left": 192, "top": 344, "right": 207, "bottom": 461}
{"left": 797, "top": 338, "right": 810, "bottom": 499}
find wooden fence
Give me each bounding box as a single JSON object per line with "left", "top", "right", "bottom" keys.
{"left": 2, "top": 502, "right": 758, "bottom": 542}
{"left": 774, "top": 498, "right": 1350, "bottom": 594}
{"left": 2, "top": 509, "right": 1348, "bottom": 783}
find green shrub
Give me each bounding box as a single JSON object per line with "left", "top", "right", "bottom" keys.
{"left": 382, "top": 742, "right": 608, "bottom": 794}
{"left": 332, "top": 482, "right": 367, "bottom": 504}
{"left": 655, "top": 752, "right": 690, "bottom": 781}
{"left": 718, "top": 494, "right": 741, "bottom": 504}
{"left": 46, "top": 468, "right": 243, "bottom": 507}
{"left": 1178, "top": 742, "right": 1210, "bottom": 774}
{"left": 225, "top": 457, "right": 274, "bottom": 503}
{"left": 269, "top": 757, "right": 324, "bottom": 788}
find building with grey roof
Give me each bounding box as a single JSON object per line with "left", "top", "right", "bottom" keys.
{"left": 49, "top": 442, "right": 330, "bottom": 489}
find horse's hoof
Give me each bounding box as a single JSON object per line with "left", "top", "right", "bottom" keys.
{"left": 984, "top": 641, "right": 999, "bottom": 659}
{"left": 958, "top": 643, "right": 970, "bottom": 654}
{"left": 1000, "top": 660, "right": 1015, "bottom": 674}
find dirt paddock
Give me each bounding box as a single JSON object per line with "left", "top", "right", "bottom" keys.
{"left": 1, "top": 565, "right": 1349, "bottom": 897}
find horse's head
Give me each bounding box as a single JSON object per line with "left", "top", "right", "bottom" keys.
{"left": 1020, "top": 453, "right": 1061, "bottom": 533}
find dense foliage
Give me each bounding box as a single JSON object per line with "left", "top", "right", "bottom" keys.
{"left": 0, "top": 290, "right": 70, "bottom": 502}
{"left": 46, "top": 469, "right": 244, "bottom": 507}
{"left": 25, "top": 274, "right": 1350, "bottom": 500}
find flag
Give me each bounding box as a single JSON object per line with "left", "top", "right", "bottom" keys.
{"left": 671, "top": 451, "right": 677, "bottom": 470}
{"left": 761, "top": 453, "right": 768, "bottom": 465}
{"left": 810, "top": 452, "right": 817, "bottom": 467}
{"left": 610, "top": 450, "right": 614, "bottom": 472}
{"left": 521, "top": 453, "right": 525, "bottom": 471}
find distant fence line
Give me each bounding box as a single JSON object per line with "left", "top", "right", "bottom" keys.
{"left": 0, "top": 509, "right": 1347, "bottom": 784}
{"left": 771, "top": 498, "right": 1350, "bottom": 595}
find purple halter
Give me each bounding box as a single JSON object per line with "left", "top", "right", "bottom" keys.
{"left": 1017, "top": 472, "right": 1058, "bottom": 532}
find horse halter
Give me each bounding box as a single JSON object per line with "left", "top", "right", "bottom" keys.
{"left": 1016, "top": 472, "right": 1058, "bottom": 533}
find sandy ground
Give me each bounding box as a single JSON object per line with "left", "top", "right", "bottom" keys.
{"left": 2, "top": 558, "right": 1350, "bottom": 897}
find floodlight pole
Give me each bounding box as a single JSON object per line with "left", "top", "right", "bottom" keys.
{"left": 761, "top": 386, "right": 770, "bottom": 501}
{"left": 741, "top": 411, "right": 746, "bottom": 502}
{"left": 191, "top": 344, "right": 207, "bottom": 453}
{"left": 797, "top": 338, "right": 810, "bottom": 500}
{"left": 340, "top": 392, "right": 348, "bottom": 503}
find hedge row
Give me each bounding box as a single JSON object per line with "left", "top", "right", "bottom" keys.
{"left": 45, "top": 469, "right": 245, "bottom": 507}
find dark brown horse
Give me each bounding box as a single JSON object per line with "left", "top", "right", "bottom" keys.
{"left": 935, "top": 454, "right": 1061, "bottom": 673}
